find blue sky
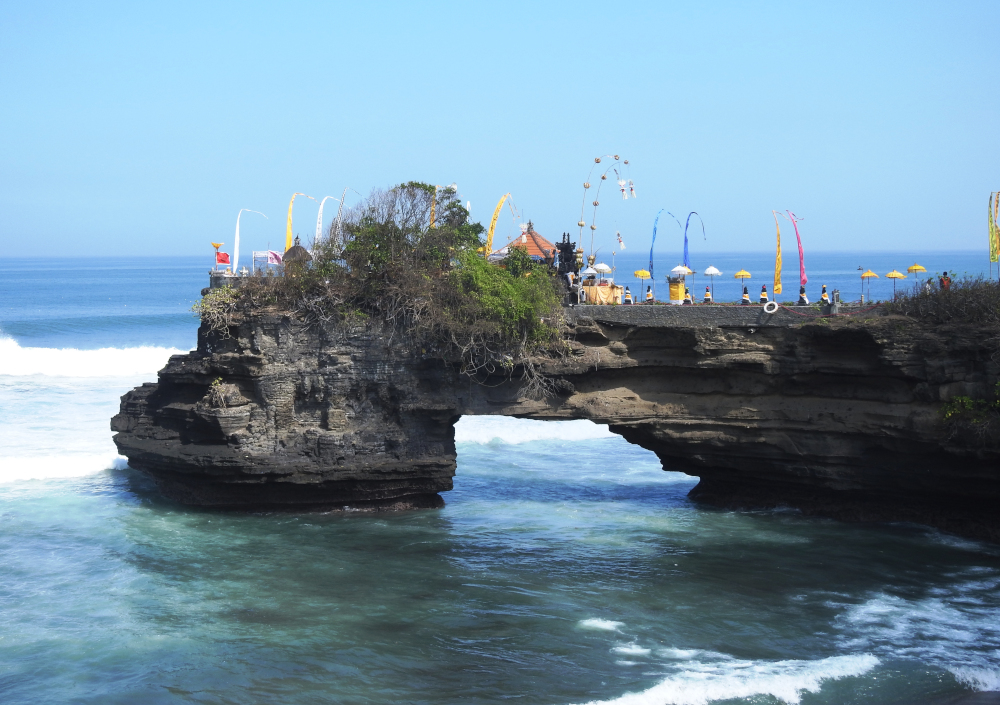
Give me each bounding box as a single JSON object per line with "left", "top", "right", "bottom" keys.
{"left": 1, "top": 1, "right": 998, "bottom": 259}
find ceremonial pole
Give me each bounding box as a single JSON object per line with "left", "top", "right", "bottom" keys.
{"left": 234, "top": 209, "right": 267, "bottom": 273}
{"left": 315, "top": 196, "right": 341, "bottom": 245}
{"left": 285, "top": 193, "right": 316, "bottom": 252}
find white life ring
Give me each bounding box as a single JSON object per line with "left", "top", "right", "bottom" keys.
{"left": 763, "top": 301, "right": 779, "bottom": 314}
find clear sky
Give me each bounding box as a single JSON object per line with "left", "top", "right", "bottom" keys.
{"left": 1, "top": 1, "right": 998, "bottom": 259}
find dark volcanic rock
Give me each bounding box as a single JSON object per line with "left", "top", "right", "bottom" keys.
{"left": 112, "top": 308, "right": 1000, "bottom": 540}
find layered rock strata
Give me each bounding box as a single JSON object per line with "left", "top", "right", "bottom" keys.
{"left": 112, "top": 307, "right": 1000, "bottom": 539}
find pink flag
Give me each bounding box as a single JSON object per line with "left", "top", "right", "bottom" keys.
{"left": 787, "top": 211, "right": 807, "bottom": 286}
{"left": 267, "top": 251, "right": 283, "bottom": 265}
{"left": 216, "top": 252, "right": 230, "bottom": 265}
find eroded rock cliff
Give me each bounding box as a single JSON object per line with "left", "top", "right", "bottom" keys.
{"left": 112, "top": 307, "right": 1000, "bottom": 539}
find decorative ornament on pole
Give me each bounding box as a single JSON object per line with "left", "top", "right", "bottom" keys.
{"left": 577, "top": 154, "right": 634, "bottom": 256}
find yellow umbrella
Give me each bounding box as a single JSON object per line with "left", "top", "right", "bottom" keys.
{"left": 634, "top": 269, "right": 651, "bottom": 279}
{"left": 907, "top": 263, "right": 926, "bottom": 275}
{"left": 861, "top": 269, "right": 879, "bottom": 303}
{"left": 886, "top": 269, "right": 906, "bottom": 298}
{"left": 733, "top": 269, "right": 751, "bottom": 302}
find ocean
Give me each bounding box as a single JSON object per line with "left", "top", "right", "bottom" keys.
{"left": 1, "top": 255, "right": 999, "bottom": 705}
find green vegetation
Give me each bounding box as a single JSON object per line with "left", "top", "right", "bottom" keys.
{"left": 194, "top": 182, "right": 565, "bottom": 390}
{"left": 941, "top": 382, "right": 1000, "bottom": 445}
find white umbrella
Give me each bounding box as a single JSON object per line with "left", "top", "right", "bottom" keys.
{"left": 704, "top": 265, "right": 721, "bottom": 301}
{"left": 581, "top": 266, "right": 598, "bottom": 275}
{"left": 671, "top": 264, "right": 692, "bottom": 275}
{"left": 594, "top": 263, "right": 612, "bottom": 273}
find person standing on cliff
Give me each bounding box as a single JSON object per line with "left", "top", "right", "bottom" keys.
{"left": 939, "top": 271, "right": 952, "bottom": 290}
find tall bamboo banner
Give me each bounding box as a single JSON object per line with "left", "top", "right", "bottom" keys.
{"left": 234, "top": 209, "right": 267, "bottom": 273}
{"left": 285, "top": 193, "right": 316, "bottom": 251}
{"left": 682, "top": 212, "right": 704, "bottom": 270}
{"left": 316, "top": 196, "right": 341, "bottom": 244}
{"left": 649, "top": 209, "right": 682, "bottom": 283}
{"left": 990, "top": 192, "right": 999, "bottom": 266}
{"left": 485, "top": 193, "right": 511, "bottom": 258}
{"left": 787, "top": 210, "right": 807, "bottom": 285}
{"left": 772, "top": 210, "right": 783, "bottom": 295}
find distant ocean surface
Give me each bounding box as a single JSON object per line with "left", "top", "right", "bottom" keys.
{"left": 1, "top": 255, "right": 999, "bottom": 705}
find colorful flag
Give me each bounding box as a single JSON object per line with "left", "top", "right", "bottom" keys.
{"left": 787, "top": 211, "right": 807, "bottom": 286}
{"left": 216, "top": 252, "right": 230, "bottom": 265}
{"left": 989, "top": 192, "right": 999, "bottom": 264}
{"left": 267, "top": 250, "right": 283, "bottom": 265}
{"left": 772, "top": 210, "right": 783, "bottom": 295}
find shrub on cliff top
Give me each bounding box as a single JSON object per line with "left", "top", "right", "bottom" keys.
{"left": 196, "top": 182, "right": 565, "bottom": 387}
{"left": 882, "top": 275, "right": 1000, "bottom": 326}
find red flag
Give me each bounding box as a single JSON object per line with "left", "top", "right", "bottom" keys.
{"left": 216, "top": 252, "right": 231, "bottom": 265}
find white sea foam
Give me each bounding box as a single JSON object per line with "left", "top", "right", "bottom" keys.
{"left": 1, "top": 454, "right": 128, "bottom": 483}
{"left": 578, "top": 619, "right": 625, "bottom": 631}
{"left": 572, "top": 654, "right": 879, "bottom": 705}
{"left": 455, "top": 416, "right": 617, "bottom": 444}
{"left": 0, "top": 338, "right": 178, "bottom": 483}
{"left": 0, "top": 337, "right": 185, "bottom": 377}
{"left": 613, "top": 644, "right": 652, "bottom": 656}
{"left": 834, "top": 583, "right": 1000, "bottom": 691}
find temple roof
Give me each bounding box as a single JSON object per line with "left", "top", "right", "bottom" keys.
{"left": 283, "top": 236, "right": 313, "bottom": 264}
{"left": 495, "top": 222, "right": 555, "bottom": 260}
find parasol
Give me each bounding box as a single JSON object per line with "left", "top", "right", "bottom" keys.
{"left": 704, "top": 265, "right": 721, "bottom": 301}
{"left": 671, "top": 264, "right": 693, "bottom": 275}
{"left": 907, "top": 263, "right": 927, "bottom": 275}
{"left": 886, "top": 270, "right": 906, "bottom": 298}
{"left": 594, "top": 263, "right": 612, "bottom": 273}
{"left": 581, "top": 266, "right": 598, "bottom": 277}
{"left": 634, "top": 269, "right": 651, "bottom": 279}
{"left": 861, "top": 269, "right": 879, "bottom": 303}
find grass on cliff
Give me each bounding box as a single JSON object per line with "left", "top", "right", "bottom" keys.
{"left": 195, "top": 182, "right": 565, "bottom": 390}
{"left": 882, "top": 275, "right": 1000, "bottom": 326}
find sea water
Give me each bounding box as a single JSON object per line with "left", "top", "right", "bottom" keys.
{"left": 1, "top": 256, "right": 999, "bottom": 705}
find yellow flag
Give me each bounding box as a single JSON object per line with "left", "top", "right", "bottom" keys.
{"left": 991, "top": 192, "right": 1000, "bottom": 264}
{"left": 772, "top": 210, "right": 783, "bottom": 294}
{"left": 486, "top": 194, "right": 509, "bottom": 258}
{"left": 285, "top": 193, "right": 315, "bottom": 252}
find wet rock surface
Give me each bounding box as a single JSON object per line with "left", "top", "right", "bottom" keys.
{"left": 112, "top": 309, "right": 1000, "bottom": 539}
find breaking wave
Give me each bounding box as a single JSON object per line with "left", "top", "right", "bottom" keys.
{"left": 0, "top": 336, "right": 177, "bottom": 482}
{"left": 455, "top": 416, "right": 617, "bottom": 444}
{"left": 1, "top": 454, "right": 129, "bottom": 483}
{"left": 571, "top": 654, "right": 879, "bottom": 705}
{"left": 0, "top": 337, "right": 185, "bottom": 377}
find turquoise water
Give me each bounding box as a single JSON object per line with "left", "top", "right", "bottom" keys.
{"left": 1, "top": 256, "right": 999, "bottom": 704}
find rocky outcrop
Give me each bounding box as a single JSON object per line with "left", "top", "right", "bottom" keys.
{"left": 112, "top": 307, "right": 1000, "bottom": 540}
